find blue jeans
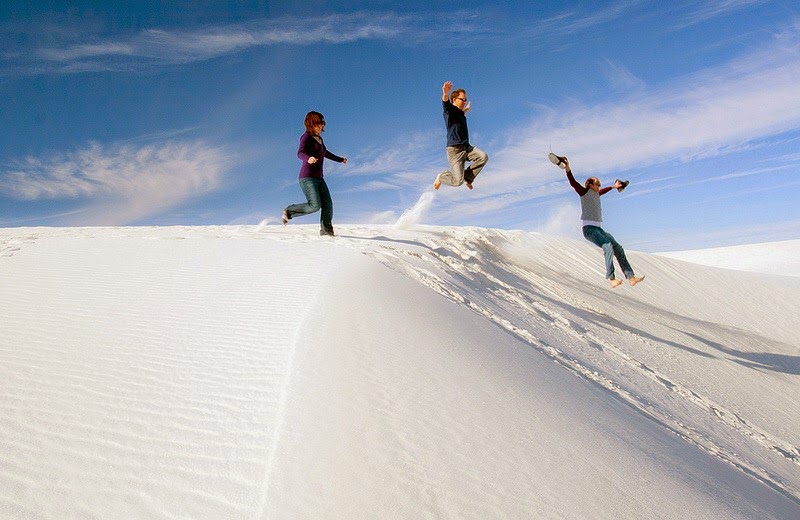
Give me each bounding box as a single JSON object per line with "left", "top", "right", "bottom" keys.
{"left": 285, "top": 177, "right": 333, "bottom": 233}
{"left": 582, "top": 225, "right": 634, "bottom": 279}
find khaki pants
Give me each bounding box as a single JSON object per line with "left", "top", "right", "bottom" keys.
{"left": 439, "top": 145, "right": 488, "bottom": 186}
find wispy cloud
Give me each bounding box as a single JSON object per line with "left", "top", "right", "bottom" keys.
{"left": 14, "top": 4, "right": 753, "bottom": 77}
{"left": 677, "top": 0, "right": 771, "bottom": 28}
{"left": 339, "top": 129, "right": 443, "bottom": 199}
{"left": 0, "top": 140, "right": 232, "bottom": 225}
{"left": 684, "top": 177, "right": 800, "bottom": 207}
{"left": 4, "top": 12, "right": 478, "bottom": 75}
{"left": 506, "top": 1, "right": 648, "bottom": 50}
{"left": 2, "top": 5, "right": 774, "bottom": 76}
{"left": 623, "top": 163, "right": 797, "bottom": 200}
{"left": 603, "top": 59, "right": 646, "bottom": 92}
{"left": 499, "top": 24, "right": 800, "bottom": 177}
{"left": 346, "top": 130, "right": 440, "bottom": 177}
{"left": 349, "top": 180, "right": 404, "bottom": 192}
{"left": 504, "top": 1, "right": 773, "bottom": 52}
{"left": 553, "top": 1, "right": 646, "bottom": 33}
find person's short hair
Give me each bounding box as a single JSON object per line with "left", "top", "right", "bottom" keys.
{"left": 450, "top": 89, "right": 466, "bottom": 102}
{"left": 304, "top": 111, "right": 325, "bottom": 133}
{"left": 585, "top": 177, "right": 599, "bottom": 189}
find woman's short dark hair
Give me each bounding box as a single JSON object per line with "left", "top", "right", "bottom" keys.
{"left": 304, "top": 111, "right": 325, "bottom": 133}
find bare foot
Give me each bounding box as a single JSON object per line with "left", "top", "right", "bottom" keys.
{"left": 465, "top": 182, "right": 473, "bottom": 190}
{"left": 610, "top": 278, "right": 623, "bottom": 288}
{"left": 282, "top": 210, "right": 289, "bottom": 226}
{"left": 629, "top": 276, "right": 645, "bottom": 286}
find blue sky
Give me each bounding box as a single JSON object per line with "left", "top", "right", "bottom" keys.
{"left": 2, "top": 0, "right": 799, "bottom": 251}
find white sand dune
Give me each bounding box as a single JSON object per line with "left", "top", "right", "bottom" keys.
{"left": 1, "top": 225, "right": 798, "bottom": 519}
{"left": 657, "top": 239, "right": 800, "bottom": 277}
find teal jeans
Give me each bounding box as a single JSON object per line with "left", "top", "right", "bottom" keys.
{"left": 285, "top": 177, "right": 333, "bottom": 234}
{"left": 582, "top": 225, "right": 634, "bottom": 279}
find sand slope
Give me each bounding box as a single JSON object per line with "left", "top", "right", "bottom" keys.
{"left": 1, "top": 225, "right": 798, "bottom": 519}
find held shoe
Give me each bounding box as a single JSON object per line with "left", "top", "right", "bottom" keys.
{"left": 548, "top": 152, "right": 567, "bottom": 170}
{"left": 616, "top": 179, "right": 629, "bottom": 192}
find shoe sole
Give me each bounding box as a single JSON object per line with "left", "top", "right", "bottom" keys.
{"left": 548, "top": 152, "right": 567, "bottom": 169}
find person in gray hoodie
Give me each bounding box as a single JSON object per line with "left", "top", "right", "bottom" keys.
{"left": 560, "top": 155, "right": 644, "bottom": 288}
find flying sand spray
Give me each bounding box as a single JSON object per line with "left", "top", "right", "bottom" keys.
{"left": 394, "top": 191, "right": 435, "bottom": 229}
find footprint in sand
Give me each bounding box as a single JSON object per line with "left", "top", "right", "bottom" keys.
{"left": 0, "top": 241, "right": 21, "bottom": 257}
{"left": 1, "top": 235, "right": 38, "bottom": 257}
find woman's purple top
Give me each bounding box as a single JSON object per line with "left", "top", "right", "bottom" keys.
{"left": 297, "top": 131, "right": 345, "bottom": 179}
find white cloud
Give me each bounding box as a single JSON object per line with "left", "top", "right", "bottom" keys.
{"left": 348, "top": 180, "right": 403, "bottom": 192}
{"left": 603, "top": 59, "right": 646, "bottom": 92}
{"left": 5, "top": 6, "right": 776, "bottom": 76}
{"left": 678, "top": 0, "right": 770, "bottom": 28}
{"left": 0, "top": 140, "right": 232, "bottom": 225}
{"left": 493, "top": 25, "right": 800, "bottom": 181}
{"left": 12, "top": 12, "right": 476, "bottom": 74}
{"left": 555, "top": 1, "right": 644, "bottom": 33}
{"left": 343, "top": 129, "right": 443, "bottom": 194}
{"left": 508, "top": 1, "right": 647, "bottom": 50}
{"left": 346, "top": 130, "right": 440, "bottom": 177}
